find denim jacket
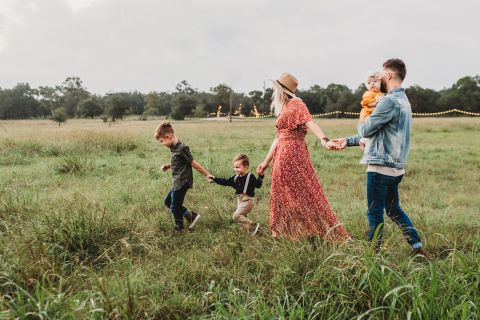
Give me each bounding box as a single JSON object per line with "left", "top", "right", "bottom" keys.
{"left": 346, "top": 88, "right": 412, "bottom": 169}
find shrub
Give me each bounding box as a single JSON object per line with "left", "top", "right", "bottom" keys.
{"left": 54, "top": 155, "right": 90, "bottom": 175}
{"left": 50, "top": 108, "right": 67, "bottom": 127}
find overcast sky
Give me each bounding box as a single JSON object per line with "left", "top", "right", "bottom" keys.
{"left": 0, "top": 0, "right": 479, "bottom": 94}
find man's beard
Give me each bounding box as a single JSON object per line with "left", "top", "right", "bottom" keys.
{"left": 380, "top": 79, "right": 388, "bottom": 93}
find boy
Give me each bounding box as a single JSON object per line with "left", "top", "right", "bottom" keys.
{"left": 155, "top": 122, "right": 211, "bottom": 231}
{"left": 208, "top": 154, "right": 263, "bottom": 235}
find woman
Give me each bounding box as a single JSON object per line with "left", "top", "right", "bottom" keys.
{"left": 257, "top": 72, "right": 350, "bottom": 241}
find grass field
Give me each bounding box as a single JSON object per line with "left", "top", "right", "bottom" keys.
{"left": 0, "top": 117, "right": 479, "bottom": 319}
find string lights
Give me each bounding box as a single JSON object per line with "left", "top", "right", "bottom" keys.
{"left": 234, "top": 108, "right": 480, "bottom": 119}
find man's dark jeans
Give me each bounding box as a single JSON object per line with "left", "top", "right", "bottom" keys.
{"left": 366, "top": 172, "right": 422, "bottom": 250}
{"left": 164, "top": 184, "right": 191, "bottom": 229}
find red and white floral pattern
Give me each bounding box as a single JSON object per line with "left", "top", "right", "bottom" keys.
{"left": 270, "top": 98, "right": 350, "bottom": 241}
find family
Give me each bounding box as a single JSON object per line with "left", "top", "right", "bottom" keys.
{"left": 155, "top": 58, "right": 429, "bottom": 258}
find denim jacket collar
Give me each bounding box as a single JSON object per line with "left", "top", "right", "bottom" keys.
{"left": 388, "top": 87, "right": 404, "bottom": 95}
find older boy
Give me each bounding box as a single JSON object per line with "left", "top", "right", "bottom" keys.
{"left": 155, "top": 122, "right": 211, "bottom": 231}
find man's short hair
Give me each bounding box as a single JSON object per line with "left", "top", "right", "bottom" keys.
{"left": 383, "top": 58, "right": 407, "bottom": 81}
{"left": 232, "top": 154, "right": 249, "bottom": 167}
{"left": 155, "top": 122, "right": 174, "bottom": 139}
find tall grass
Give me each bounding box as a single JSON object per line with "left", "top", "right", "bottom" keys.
{"left": 0, "top": 118, "right": 479, "bottom": 319}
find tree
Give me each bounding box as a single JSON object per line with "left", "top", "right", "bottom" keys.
{"left": 406, "top": 85, "right": 440, "bottom": 113}
{"left": 169, "top": 81, "right": 199, "bottom": 120}
{"left": 144, "top": 92, "right": 172, "bottom": 116}
{"left": 263, "top": 88, "right": 273, "bottom": 113}
{"left": 51, "top": 107, "right": 67, "bottom": 126}
{"left": 0, "top": 83, "right": 41, "bottom": 119}
{"left": 437, "top": 76, "right": 480, "bottom": 112}
{"left": 171, "top": 93, "right": 197, "bottom": 120}
{"left": 127, "top": 91, "right": 145, "bottom": 115}
{"left": 105, "top": 94, "right": 129, "bottom": 121}
{"left": 323, "top": 84, "right": 353, "bottom": 113}
{"left": 192, "top": 104, "right": 207, "bottom": 117}
{"left": 248, "top": 90, "right": 265, "bottom": 113}
{"left": 196, "top": 92, "right": 217, "bottom": 115}
{"left": 38, "top": 86, "right": 61, "bottom": 116}
{"left": 297, "top": 85, "right": 327, "bottom": 114}
{"left": 211, "top": 84, "right": 233, "bottom": 108}
{"left": 175, "top": 80, "right": 197, "bottom": 95}
{"left": 61, "top": 77, "right": 90, "bottom": 117}
{"left": 80, "top": 96, "right": 103, "bottom": 118}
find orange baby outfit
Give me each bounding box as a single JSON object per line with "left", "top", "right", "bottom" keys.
{"left": 359, "top": 91, "right": 384, "bottom": 122}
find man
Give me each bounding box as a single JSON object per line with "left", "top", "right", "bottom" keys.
{"left": 329, "top": 59, "right": 428, "bottom": 257}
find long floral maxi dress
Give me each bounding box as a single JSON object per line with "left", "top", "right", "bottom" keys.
{"left": 269, "top": 98, "right": 350, "bottom": 241}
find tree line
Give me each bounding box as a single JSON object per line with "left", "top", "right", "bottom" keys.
{"left": 1, "top": 75, "right": 479, "bottom": 121}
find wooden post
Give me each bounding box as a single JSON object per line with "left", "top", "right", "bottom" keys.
{"left": 229, "top": 91, "right": 233, "bottom": 123}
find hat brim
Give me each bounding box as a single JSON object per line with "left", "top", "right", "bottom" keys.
{"left": 270, "top": 79, "right": 296, "bottom": 98}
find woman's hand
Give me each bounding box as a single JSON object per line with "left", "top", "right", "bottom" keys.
{"left": 257, "top": 162, "right": 269, "bottom": 176}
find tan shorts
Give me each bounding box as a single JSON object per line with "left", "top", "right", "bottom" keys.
{"left": 233, "top": 194, "right": 255, "bottom": 230}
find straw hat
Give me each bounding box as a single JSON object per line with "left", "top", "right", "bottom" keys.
{"left": 272, "top": 72, "right": 298, "bottom": 97}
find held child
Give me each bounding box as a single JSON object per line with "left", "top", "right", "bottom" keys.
{"left": 155, "top": 122, "right": 211, "bottom": 232}
{"left": 359, "top": 72, "right": 384, "bottom": 152}
{"left": 208, "top": 154, "right": 263, "bottom": 235}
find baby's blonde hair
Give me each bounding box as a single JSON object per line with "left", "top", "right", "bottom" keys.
{"left": 365, "top": 71, "right": 382, "bottom": 85}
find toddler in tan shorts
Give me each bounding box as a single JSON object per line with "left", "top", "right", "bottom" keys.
{"left": 208, "top": 154, "right": 263, "bottom": 235}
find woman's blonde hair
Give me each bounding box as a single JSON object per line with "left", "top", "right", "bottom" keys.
{"left": 271, "top": 83, "right": 291, "bottom": 116}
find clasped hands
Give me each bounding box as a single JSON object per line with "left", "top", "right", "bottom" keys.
{"left": 324, "top": 138, "right": 347, "bottom": 151}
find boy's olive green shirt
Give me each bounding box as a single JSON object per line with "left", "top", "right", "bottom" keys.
{"left": 170, "top": 141, "right": 194, "bottom": 191}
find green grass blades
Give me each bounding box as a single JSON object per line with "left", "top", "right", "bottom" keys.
{"left": 0, "top": 118, "right": 479, "bottom": 319}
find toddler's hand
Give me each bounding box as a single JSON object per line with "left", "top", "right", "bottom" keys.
{"left": 207, "top": 175, "right": 215, "bottom": 183}
{"left": 160, "top": 164, "right": 170, "bottom": 172}
{"left": 359, "top": 141, "right": 366, "bottom": 151}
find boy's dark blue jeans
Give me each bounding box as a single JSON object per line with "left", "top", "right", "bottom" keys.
{"left": 366, "top": 172, "right": 422, "bottom": 251}
{"left": 164, "top": 184, "right": 191, "bottom": 229}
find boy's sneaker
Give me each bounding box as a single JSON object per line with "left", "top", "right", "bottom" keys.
{"left": 252, "top": 223, "right": 260, "bottom": 236}
{"left": 413, "top": 247, "right": 431, "bottom": 260}
{"left": 188, "top": 211, "right": 200, "bottom": 229}
{"left": 174, "top": 226, "right": 185, "bottom": 234}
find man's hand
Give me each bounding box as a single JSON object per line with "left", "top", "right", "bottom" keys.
{"left": 331, "top": 138, "right": 347, "bottom": 150}
{"left": 325, "top": 140, "right": 340, "bottom": 150}
{"left": 207, "top": 175, "right": 215, "bottom": 183}
{"left": 160, "top": 164, "right": 171, "bottom": 172}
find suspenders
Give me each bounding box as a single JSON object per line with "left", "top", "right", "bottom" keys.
{"left": 234, "top": 173, "right": 252, "bottom": 194}
{"left": 243, "top": 173, "right": 251, "bottom": 194}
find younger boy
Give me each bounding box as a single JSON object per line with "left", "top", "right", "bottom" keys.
{"left": 155, "top": 122, "right": 211, "bottom": 231}
{"left": 208, "top": 154, "right": 263, "bottom": 235}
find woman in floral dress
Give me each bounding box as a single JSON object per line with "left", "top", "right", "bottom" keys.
{"left": 257, "top": 73, "right": 350, "bottom": 241}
